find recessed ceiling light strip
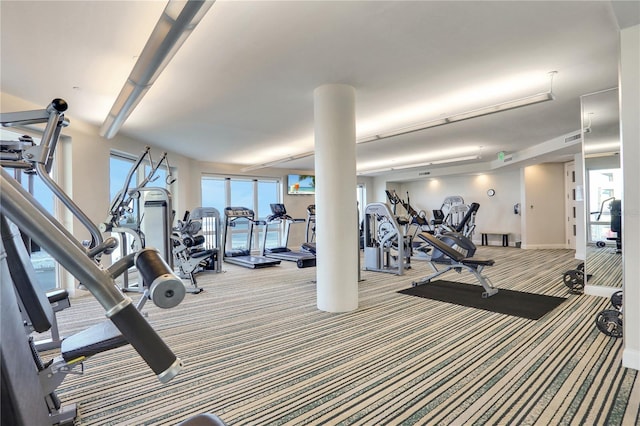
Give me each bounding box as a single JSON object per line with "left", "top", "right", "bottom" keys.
{"left": 243, "top": 72, "right": 556, "bottom": 171}
{"left": 100, "top": 0, "right": 214, "bottom": 139}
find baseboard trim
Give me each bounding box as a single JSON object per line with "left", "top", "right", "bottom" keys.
{"left": 585, "top": 285, "right": 620, "bottom": 298}
{"left": 520, "top": 243, "right": 568, "bottom": 249}
{"left": 623, "top": 348, "right": 640, "bottom": 371}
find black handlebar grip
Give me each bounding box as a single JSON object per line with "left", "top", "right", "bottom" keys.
{"left": 135, "top": 248, "right": 185, "bottom": 309}
{"left": 108, "top": 302, "right": 183, "bottom": 383}
{"left": 50, "top": 98, "right": 68, "bottom": 113}
{"left": 183, "top": 210, "right": 190, "bottom": 221}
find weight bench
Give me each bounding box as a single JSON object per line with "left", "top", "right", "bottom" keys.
{"left": 412, "top": 231, "right": 499, "bottom": 298}
{"left": 480, "top": 231, "right": 509, "bottom": 247}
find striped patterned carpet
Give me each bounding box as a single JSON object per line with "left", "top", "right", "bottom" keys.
{"left": 586, "top": 245, "right": 623, "bottom": 287}
{"left": 43, "top": 246, "right": 638, "bottom": 425}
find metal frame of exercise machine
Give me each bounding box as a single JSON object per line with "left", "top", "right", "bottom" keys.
{"left": 412, "top": 231, "right": 499, "bottom": 298}
{"left": 301, "top": 204, "right": 317, "bottom": 254}
{"left": 1, "top": 99, "right": 225, "bottom": 426}
{"left": 1, "top": 100, "right": 102, "bottom": 351}
{"left": 261, "top": 203, "right": 316, "bottom": 268}
{"left": 172, "top": 207, "right": 222, "bottom": 291}
{"left": 222, "top": 206, "right": 280, "bottom": 269}
{"left": 1, "top": 166, "right": 185, "bottom": 425}
{"left": 362, "top": 202, "right": 411, "bottom": 275}
{"left": 100, "top": 147, "right": 175, "bottom": 292}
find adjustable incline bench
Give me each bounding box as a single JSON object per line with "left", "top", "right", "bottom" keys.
{"left": 412, "top": 232, "right": 499, "bottom": 298}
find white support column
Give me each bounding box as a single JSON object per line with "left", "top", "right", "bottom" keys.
{"left": 620, "top": 24, "right": 640, "bottom": 371}
{"left": 314, "top": 84, "right": 358, "bottom": 312}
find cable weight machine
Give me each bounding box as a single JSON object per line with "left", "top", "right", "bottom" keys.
{"left": 362, "top": 202, "right": 411, "bottom": 275}
{"left": 100, "top": 146, "right": 176, "bottom": 292}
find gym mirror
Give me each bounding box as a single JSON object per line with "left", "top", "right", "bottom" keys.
{"left": 581, "top": 87, "right": 622, "bottom": 288}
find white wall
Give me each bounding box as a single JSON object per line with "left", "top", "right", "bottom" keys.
{"left": 384, "top": 169, "right": 523, "bottom": 246}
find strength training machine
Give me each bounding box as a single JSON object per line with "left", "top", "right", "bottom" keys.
{"left": 1, "top": 99, "right": 225, "bottom": 426}
{"left": 590, "top": 197, "right": 622, "bottom": 253}
{"left": 362, "top": 202, "right": 412, "bottom": 275}
{"left": 172, "top": 207, "right": 222, "bottom": 291}
{"left": 412, "top": 231, "right": 499, "bottom": 298}
{"left": 0, "top": 99, "right": 105, "bottom": 351}
{"left": 100, "top": 146, "right": 176, "bottom": 293}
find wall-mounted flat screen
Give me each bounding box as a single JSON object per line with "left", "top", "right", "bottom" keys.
{"left": 288, "top": 174, "right": 315, "bottom": 195}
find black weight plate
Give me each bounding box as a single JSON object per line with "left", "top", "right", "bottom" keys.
{"left": 611, "top": 291, "right": 623, "bottom": 310}
{"left": 595, "top": 310, "right": 623, "bottom": 338}
{"left": 563, "top": 270, "right": 584, "bottom": 293}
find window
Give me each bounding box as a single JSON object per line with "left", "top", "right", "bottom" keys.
{"left": 1, "top": 129, "right": 57, "bottom": 291}
{"left": 201, "top": 175, "right": 281, "bottom": 252}
{"left": 587, "top": 168, "right": 622, "bottom": 244}
{"left": 201, "top": 176, "right": 227, "bottom": 217}
{"left": 144, "top": 164, "right": 169, "bottom": 189}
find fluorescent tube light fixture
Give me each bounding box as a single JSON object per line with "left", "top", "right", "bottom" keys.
{"left": 356, "top": 155, "right": 481, "bottom": 176}
{"left": 241, "top": 151, "right": 315, "bottom": 172}
{"left": 100, "top": 0, "right": 214, "bottom": 139}
{"left": 242, "top": 72, "right": 556, "bottom": 171}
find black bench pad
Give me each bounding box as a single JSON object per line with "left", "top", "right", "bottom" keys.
{"left": 61, "top": 320, "right": 127, "bottom": 362}
{"left": 462, "top": 258, "right": 495, "bottom": 267}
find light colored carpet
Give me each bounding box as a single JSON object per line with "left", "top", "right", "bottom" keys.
{"left": 43, "top": 246, "right": 638, "bottom": 425}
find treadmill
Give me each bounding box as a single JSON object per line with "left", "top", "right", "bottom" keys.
{"left": 222, "top": 207, "right": 280, "bottom": 269}
{"left": 261, "top": 204, "right": 316, "bottom": 268}
{"left": 301, "top": 204, "right": 316, "bottom": 255}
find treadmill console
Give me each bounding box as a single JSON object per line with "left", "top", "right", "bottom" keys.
{"left": 224, "top": 207, "right": 254, "bottom": 218}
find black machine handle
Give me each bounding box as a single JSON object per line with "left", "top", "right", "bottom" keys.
{"left": 1, "top": 167, "right": 183, "bottom": 383}
{"left": 108, "top": 303, "right": 182, "bottom": 382}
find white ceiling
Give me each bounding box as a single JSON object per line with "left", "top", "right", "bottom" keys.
{"left": 0, "top": 1, "right": 623, "bottom": 174}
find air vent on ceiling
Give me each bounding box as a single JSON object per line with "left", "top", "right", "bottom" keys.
{"left": 565, "top": 133, "right": 581, "bottom": 143}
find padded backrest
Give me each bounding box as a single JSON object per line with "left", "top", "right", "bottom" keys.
{"left": 455, "top": 202, "right": 480, "bottom": 232}
{"left": 0, "top": 215, "right": 54, "bottom": 333}
{"left": 610, "top": 200, "right": 621, "bottom": 233}
{"left": 417, "top": 232, "right": 466, "bottom": 262}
